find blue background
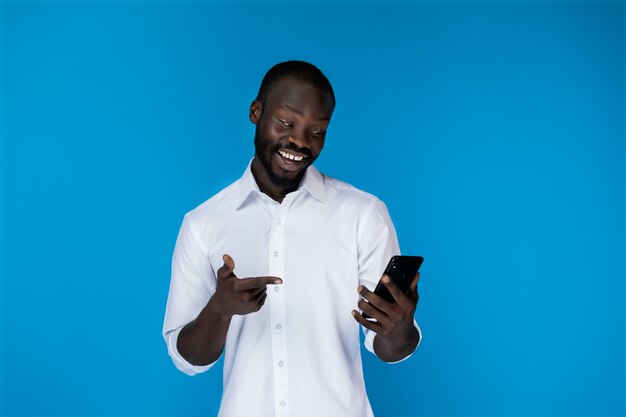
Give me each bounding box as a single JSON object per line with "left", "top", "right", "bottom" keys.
{"left": 1, "top": 1, "right": 624, "bottom": 416}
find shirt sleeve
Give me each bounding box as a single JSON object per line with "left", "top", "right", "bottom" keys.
{"left": 356, "top": 199, "right": 422, "bottom": 363}
{"left": 162, "top": 213, "right": 220, "bottom": 375}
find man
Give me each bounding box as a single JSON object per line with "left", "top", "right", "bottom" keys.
{"left": 162, "top": 60, "right": 421, "bottom": 417}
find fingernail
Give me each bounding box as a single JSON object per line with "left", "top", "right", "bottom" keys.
{"left": 275, "top": 279, "right": 282, "bottom": 284}
{"left": 357, "top": 285, "right": 363, "bottom": 292}
{"left": 382, "top": 276, "right": 390, "bottom": 284}
{"left": 351, "top": 310, "right": 356, "bottom": 317}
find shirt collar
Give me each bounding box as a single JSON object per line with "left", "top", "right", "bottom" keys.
{"left": 234, "top": 160, "right": 328, "bottom": 210}
{"left": 298, "top": 164, "right": 328, "bottom": 205}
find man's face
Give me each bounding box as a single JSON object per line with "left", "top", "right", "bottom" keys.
{"left": 250, "top": 78, "right": 334, "bottom": 188}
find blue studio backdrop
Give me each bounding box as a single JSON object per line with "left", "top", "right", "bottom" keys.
{"left": 1, "top": 1, "right": 624, "bottom": 417}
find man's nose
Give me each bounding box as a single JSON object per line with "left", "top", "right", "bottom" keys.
{"left": 288, "top": 131, "right": 310, "bottom": 149}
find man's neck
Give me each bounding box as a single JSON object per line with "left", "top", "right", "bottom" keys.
{"left": 250, "top": 158, "right": 302, "bottom": 204}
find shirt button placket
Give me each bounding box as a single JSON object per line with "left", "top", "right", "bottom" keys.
{"left": 269, "top": 210, "right": 290, "bottom": 417}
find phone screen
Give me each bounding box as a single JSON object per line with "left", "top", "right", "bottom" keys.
{"left": 362, "top": 255, "right": 423, "bottom": 319}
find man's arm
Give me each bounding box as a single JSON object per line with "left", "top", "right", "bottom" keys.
{"left": 177, "top": 254, "right": 282, "bottom": 366}
{"left": 352, "top": 198, "right": 421, "bottom": 363}
{"left": 352, "top": 272, "right": 421, "bottom": 362}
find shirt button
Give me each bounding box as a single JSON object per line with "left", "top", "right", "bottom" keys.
{"left": 275, "top": 323, "right": 282, "bottom": 330}
{"left": 280, "top": 400, "right": 286, "bottom": 407}
{"left": 274, "top": 218, "right": 281, "bottom": 225}
{"left": 274, "top": 286, "right": 280, "bottom": 293}
{"left": 278, "top": 360, "right": 284, "bottom": 367}
{"left": 274, "top": 251, "right": 279, "bottom": 257}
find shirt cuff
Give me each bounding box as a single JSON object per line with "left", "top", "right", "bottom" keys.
{"left": 166, "top": 326, "right": 216, "bottom": 375}
{"left": 363, "top": 319, "right": 422, "bottom": 364}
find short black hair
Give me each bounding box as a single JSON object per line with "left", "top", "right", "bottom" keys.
{"left": 256, "top": 60, "right": 335, "bottom": 107}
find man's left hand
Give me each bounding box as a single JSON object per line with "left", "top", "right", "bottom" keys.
{"left": 352, "top": 272, "right": 420, "bottom": 361}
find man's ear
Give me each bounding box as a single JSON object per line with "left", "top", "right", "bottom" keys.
{"left": 249, "top": 100, "right": 262, "bottom": 124}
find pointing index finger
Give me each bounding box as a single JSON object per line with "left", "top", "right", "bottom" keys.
{"left": 235, "top": 276, "right": 283, "bottom": 291}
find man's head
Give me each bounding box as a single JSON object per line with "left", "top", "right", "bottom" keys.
{"left": 250, "top": 61, "right": 335, "bottom": 192}
{"left": 255, "top": 61, "right": 335, "bottom": 110}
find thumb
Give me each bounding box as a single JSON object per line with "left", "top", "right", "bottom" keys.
{"left": 409, "top": 272, "right": 420, "bottom": 303}
{"left": 410, "top": 272, "right": 420, "bottom": 293}
{"left": 222, "top": 254, "right": 235, "bottom": 273}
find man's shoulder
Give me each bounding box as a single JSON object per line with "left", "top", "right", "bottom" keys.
{"left": 320, "top": 172, "right": 386, "bottom": 209}
{"left": 320, "top": 172, "right": 396, "bottom": 231}
{"left": 184, "top": 178, "right": 241, "bottom": 224}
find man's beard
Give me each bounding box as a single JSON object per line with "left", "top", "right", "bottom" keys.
{"left": 254, "top": 128, "right": 316, "bottom": 188}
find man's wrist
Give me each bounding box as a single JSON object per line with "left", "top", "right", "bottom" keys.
{"left": 374, "top": 322, "right": 419, "bottom": 361}
{"left": 206, "top": 295, "right": 233, "bottom": 322}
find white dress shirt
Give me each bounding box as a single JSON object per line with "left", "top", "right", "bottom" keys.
{"left": 163, "top": 163, "right": 421, "bottom": 417}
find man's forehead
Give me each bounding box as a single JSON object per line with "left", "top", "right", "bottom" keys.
{"left": 264, "top": 78, "right": 334, "bottom": 111}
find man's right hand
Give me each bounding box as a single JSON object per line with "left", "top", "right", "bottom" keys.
{"left": 178, "top": 254, "right": 280, "bottom": 366}
{"left": 208, "top": 254, "right": 282, "bottom": 318}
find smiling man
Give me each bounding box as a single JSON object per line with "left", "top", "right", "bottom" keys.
{"left": 162, "top": 61, "right": 421, "bottom": 417}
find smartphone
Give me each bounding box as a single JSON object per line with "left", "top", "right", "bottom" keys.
{"left": 362, "top": 255, "right": 423, "bottom": 319}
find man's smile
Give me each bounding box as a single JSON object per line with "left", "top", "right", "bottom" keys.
{"left": 278, "top": 149, "right": 306, "bottom": 162}
{"left": 274, "top": 148, "right": 309, "bottom": 172}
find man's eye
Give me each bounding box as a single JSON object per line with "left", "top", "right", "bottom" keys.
{"left": 278, "top": 119, "right": 293, "bottom": 128}
{"left": 309, "top": 129, "right": 326, "bottom": 136}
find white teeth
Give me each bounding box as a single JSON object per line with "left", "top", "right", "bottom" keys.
{"left": 278, "top": 150, "right": 305, "bottom": 162}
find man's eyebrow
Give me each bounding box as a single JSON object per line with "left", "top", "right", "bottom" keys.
{"left": 281, "top": 104, "right": 303, "bottom": 115}
{"left": 282, "top": 104, "right": 330, "bottom": 121}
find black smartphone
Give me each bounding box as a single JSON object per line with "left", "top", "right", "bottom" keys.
{"left": 362, "top": 255, "right": 423, "bottom": 319}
